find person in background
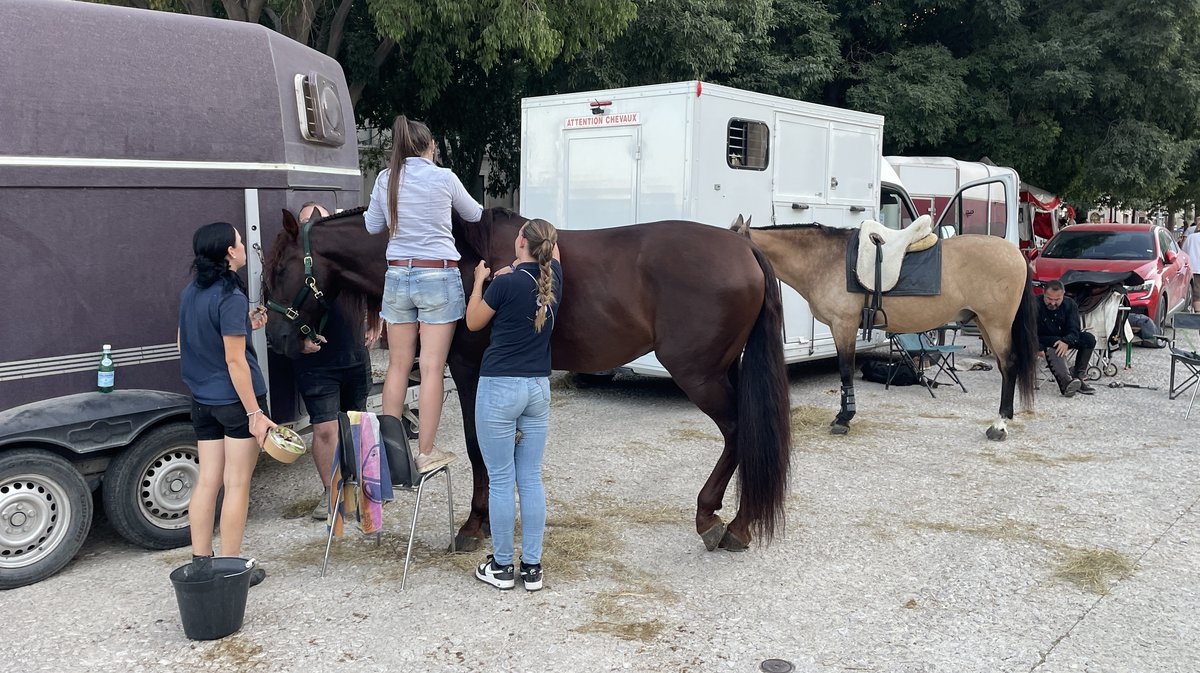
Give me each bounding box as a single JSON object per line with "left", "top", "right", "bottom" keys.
{"left": 466, "top": 218, "right": 562, "bottom": 592}
{"left": 364, "top": 115, "right": 484, "bottom": 473}
{"left": 1036, "top": 279, "right": 1096, "bottom": 397}
{"left": 293, "top": 203, "right": 374, "bottom": 520}
{"left": 1181, "top": 225, "right": 1200, "bottom": 313}
{"left": 178, "top": 221, "right": 274, "bottom": 584}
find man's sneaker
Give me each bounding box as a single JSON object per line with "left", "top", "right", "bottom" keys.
{"left": 519, "top": 561, "right": 543, "bottom": 591}
{"left": 248, "top": 566, "right": 267, "bottom": 588}
{"left": 312, "top": 490, "right": 330, "bottom": 520}
{"left": 475, "top": 555, "right": 515, "bottom": 590}
{"left": 1061, "top": 378, "right": 1081, "bottom": 397}
{"left": 416, "top": 448, "right": 457, "bottom": 473}
{"left": 180, "top": 554, "right": 213, "bottom": 581}
{"left": 1077, "top": 380, "right": 1096, "bottom": 395}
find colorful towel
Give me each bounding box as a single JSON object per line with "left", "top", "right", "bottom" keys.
{"left": 328, "top": 411, "right": 394, "bottom": 537}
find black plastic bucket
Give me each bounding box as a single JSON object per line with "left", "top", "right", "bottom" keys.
{"left": 169, "top": 557, "right": 254, "bottom": 640}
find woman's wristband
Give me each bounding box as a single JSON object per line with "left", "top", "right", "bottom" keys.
{"left": 247, "top": 409, "right": 263, "bottom": 419}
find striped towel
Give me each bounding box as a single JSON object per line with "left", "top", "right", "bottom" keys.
{"left": 328, "top": 411, "right": 394, "bottom": 537}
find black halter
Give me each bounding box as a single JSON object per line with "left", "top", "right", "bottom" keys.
{"left": 265, "top": 217, "right": 329, "bottom": 343}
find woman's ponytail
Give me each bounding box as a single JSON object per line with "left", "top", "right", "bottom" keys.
{"left": 191, "top": 221, "right": 243, "bottom": 293}
{"left": 385, "top": 115, "right": 436, "bottom": 238}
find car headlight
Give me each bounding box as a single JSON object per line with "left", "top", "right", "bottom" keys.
{"left": 1126, "top": 282, "right": 1153, "bottom": 293}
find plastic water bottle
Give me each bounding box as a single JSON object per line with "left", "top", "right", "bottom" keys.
{"left": 97, "top": 344, "right": 115, "bottom": 393}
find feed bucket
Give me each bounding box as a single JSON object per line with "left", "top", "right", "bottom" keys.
{"left": 169, "top": 557, "right": 254, "bottom": 640}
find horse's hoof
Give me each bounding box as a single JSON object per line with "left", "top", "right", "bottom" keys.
{"left": 718, "top": 529, "right": 750, "bottom": 552}
{"left": 830, "top": 423, "right": 849, "bottom": 435}
{"left": 985, "top": 426, "right": 1008, "bottom": 441}
{"left": 451, "top": 533, "right": 483, "bottom": 553}
{"left": 700, "top": 521, "right": 727, "bottom": 551}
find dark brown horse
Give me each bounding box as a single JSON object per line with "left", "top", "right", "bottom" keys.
{"left": 732, "top": 218, "right": 1039, "bottom": 441}
{"left": 264, "top": 207, "right": 791, "bottom": 551}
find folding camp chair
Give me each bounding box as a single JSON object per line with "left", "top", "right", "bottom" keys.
{"left": 320, "top": 412, "right": 455, "bottom": 589}
{"left": 1167, "top": 313, "right": 1200, "bottom": 419}
{"left": 887, "top": 331, "right": 967, "bottom": 398}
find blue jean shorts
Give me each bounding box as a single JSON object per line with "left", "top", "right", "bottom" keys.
{"left": 381, "top": 266, "right": 465, "bottom": 324}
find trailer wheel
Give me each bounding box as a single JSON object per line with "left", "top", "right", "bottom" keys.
{"left": 102, "top": 423, "right": 199, "bottom": 550}
{"left": 0, "top": 449, "right": 93, "bottom": 590}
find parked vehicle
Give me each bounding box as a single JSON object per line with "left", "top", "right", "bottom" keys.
{"left": 883, "top": 155, "right": 1022, "bottom": 247}
{"left": 0, "top": 0, "right": 359, "bottom": 589}
{"left": 1030, "top": 224, "right": 1193, "bottom": 326}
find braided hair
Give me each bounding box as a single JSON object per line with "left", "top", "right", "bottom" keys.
{"left": 191, "top": 221, "right": 244, "bottom": 294}
{"left": 521, "top": 218, "right": 558, "bottom": 332}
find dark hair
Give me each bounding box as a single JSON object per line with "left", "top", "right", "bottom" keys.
{"left": 386, "top": 115, "right": 435, "bottom": 237}
{"left": 191, "top": 221, "right": 244, "bottom": 293}
{"left": 1044, "top": 279, "right": 1065, "bottom": 292}
{"left": 521, "top": 218, "right": 558, "bottom": 332}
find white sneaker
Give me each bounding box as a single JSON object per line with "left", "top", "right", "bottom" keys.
{"left": 416, "top": 448, "right": 457, "bottom": 473}
{"left": 475, "top": 555, "right": 515, "bottom": 590}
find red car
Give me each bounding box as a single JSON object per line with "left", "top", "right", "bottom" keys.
{"left": 1030, "top": 223, "right": 1194, "bottom": 326}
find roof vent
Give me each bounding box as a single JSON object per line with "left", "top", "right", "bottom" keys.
{"left": 295, "top": 72, "right": 346, "bottom": 147}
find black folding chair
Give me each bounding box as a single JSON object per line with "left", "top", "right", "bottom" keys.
{"left": 1167, "top": 313, "right": 1200, "bottom": 419}
{"left": 320, "top": 412, "right": 455, "bottom": 589}
{"left": 887, "top": 332, "right": 967, "bottom": 398}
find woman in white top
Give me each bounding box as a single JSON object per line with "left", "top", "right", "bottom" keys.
{"left": 364, "top": 116, "right": 484, "bottom": 472}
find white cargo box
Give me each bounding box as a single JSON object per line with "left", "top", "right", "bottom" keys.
{"left": 520, "top": 81, "right": 886, "bottom": 375}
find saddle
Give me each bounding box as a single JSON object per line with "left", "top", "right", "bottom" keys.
{"left": 854, "top": 216, "right": 936, "bottom": 293}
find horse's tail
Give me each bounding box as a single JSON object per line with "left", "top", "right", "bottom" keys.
{"left": 736, "top": 246, "right": 792, "bottom": 542}
{"left": 1009, "top": 263, "right": 1039, "bottom": 410}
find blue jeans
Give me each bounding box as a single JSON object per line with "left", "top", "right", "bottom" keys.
{"left": 475, "top": 376, "right": 550, "bottom": 566}
{"left": 381, "top": 266, "right": 465, "bottom": 324}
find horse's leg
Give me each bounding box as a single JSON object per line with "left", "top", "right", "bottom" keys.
{"left": 667, "top": 364, "right": 739, "bottom": 551}
{"left": 830, "top": 324, "right": 861, "bottom": 435}
{"left": 979, "top": 320, "right": 1015, "bottom": 441}
{"left": 447, "top": 355, "right": 489, "bottom": 551}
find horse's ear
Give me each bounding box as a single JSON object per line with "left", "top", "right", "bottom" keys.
{"left": 746, "top": 215, "right": 752, "bottom": 227}
{"left": 731, "top": 214, "right": 750, "bottom": 237}
{"left": 282, "top": 209, "right": 299, "bottom": 237}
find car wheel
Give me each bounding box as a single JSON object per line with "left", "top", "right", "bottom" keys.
{"left": 0, "top": 449, "right": 93, "bottom": 589}
{"left": 1156, "top": 295, "right": 1169, "bottom": 329}
{"left": 101, "top": 423, "right": 199, "bottom": 550}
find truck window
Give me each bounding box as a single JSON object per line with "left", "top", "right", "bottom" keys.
{"left": 727, "top": 119, "right": 769, "bottom": 170}
{"left": 879, "top": 187, "right": 914, "bottom": 230}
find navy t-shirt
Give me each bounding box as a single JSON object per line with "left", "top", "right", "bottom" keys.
{"left": 292, "top": 304, "right": 369, "bottom": 374}
{"left": 179, "top": 281, "right": 267, "bottom": 405}
{"left": 480, "top": 260, "right": 563, "bottom": 377}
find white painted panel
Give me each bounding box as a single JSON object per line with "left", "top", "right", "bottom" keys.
{"left": 773, "top": 115, "right": 828, "bottom": 202}
{"left": 564, "top": 127, "right": 640, "bottom": 230}
{"left": 828, "top": 123, "right": 879, "bottom": 205}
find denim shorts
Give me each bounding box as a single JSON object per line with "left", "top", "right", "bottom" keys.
{"left": 381, "top": 266, "right": 465, "bottom": 325}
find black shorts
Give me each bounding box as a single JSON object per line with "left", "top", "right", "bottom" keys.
{"left": 297, "top": 360, "right": 371, "bottom": 424}
{"left": 191, "top": 395, "right": 268, "bottom": 441}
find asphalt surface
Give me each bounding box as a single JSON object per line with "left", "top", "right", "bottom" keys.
{"left": 4, "top": 334, "right": 1198, "bottom": 673}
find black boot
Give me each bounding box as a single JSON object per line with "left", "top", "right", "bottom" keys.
{"left": 1074, "top": 372, "right": 1095, "bottom": 394}
{"left": 182, "top": 554, "right": 213, "bottom": 581}
{"left": 1046, "top": 349, "right": 1079, "bottom": 396}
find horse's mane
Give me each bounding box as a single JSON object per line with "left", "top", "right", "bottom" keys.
{"left": 315, "top": 205, "right": 367, "bottom": 224}
{"left": 454, "top": 206, "right": 520, "bottom": 261}
{"left": 752, "top": 222, "right": 851, "bottom": 235}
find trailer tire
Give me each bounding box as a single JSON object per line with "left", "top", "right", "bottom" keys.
{"left": 0, "top": 449, "right": 93, "bottom": 590}
{"left": 102, "top": 423, "right": 200, "bottom": 550}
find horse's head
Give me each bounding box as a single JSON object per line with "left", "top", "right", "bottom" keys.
{"left": 263, "top": 208, "right": 339, "bottom": 359}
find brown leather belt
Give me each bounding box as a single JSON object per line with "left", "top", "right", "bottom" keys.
{"left": 388, "top": 259, "right": 458, "bottom": 268}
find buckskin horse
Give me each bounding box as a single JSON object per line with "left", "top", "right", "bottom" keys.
{"left": 264, "top": 207, "right": 791, "bottom": 552}
{"left": 732, "top": 217, "right": 1038, "bottom": 441}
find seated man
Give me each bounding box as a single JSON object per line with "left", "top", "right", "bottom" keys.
{"left": 1037, "top": 279, "right": 1096, "bottom": 396}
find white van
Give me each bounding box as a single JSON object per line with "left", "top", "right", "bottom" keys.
{"left": 520, "top": 81, "right": 890, "bottom": 374}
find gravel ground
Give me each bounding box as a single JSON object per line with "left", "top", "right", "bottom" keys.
{"left": 4, "top": 335, "right": 1199, "bottom": 673}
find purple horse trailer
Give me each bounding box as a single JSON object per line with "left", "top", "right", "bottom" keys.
{"left": 0, "top": 0, "right": 359, "bottom": 588}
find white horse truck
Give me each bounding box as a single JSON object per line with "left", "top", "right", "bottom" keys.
{"left": 521, "top": 81, "right": 920, "bottom": 374}
{"left": 884, "top": 155, "right": 1023, "bottom": 247}
{"left": 0, "top": 0, "right": 359, "bottom": 588}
